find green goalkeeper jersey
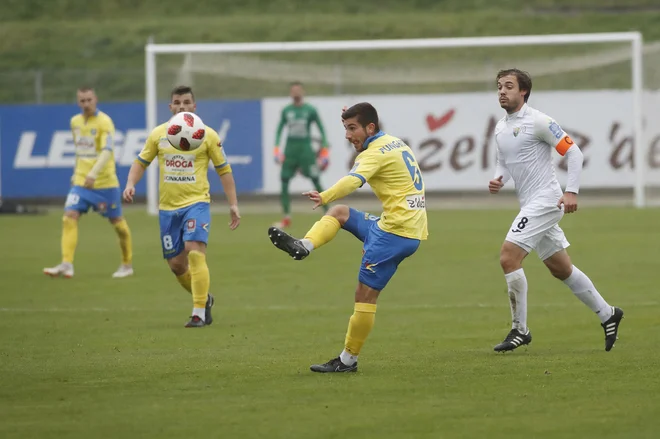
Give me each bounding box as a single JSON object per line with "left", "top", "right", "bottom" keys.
{"left": 275, "top": 103, "right": 328, "bottom": 152}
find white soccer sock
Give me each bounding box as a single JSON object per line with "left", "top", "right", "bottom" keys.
{"left": 504, "top": 268, "right": 528, "bottom": 333}
{"left": 192, "top": 307, "right": 206, "bottom": 322}
{"left": 301, "top": 238, "right": 315, "bottom": 252}
{"left": 339, "top": 349, "right": 358, "bottom": 366}
{"left": 563, "top": 265, "right": 613, "bottom": 323}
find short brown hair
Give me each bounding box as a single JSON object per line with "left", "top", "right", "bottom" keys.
{"left": 171, "top": 85, "right": 195, "bottom": 101}
{"left": 497, "top": 69, "right": 532, "bottom": 102}
{"left": 77, "top": 86, "right": 95, "bottom": 93}
{"left": 342, "top": 102, "right": 380, "bottom": 132}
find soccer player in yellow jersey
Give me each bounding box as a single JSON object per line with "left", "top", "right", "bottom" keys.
{"left": 123, "top": 86, "right": 240, "bottom": 328}
{"left": 43, "top": 87, "right": 133, "bottom": 279}
{"left": 268, "top": 102, "right": 428, "bottom": 372}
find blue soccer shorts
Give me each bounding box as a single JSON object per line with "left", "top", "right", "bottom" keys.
{"left": 342, "top": 208, "right": 420, "bottom": 291}
{"left": 64, "top": 186, "right": 122, "bottom": 219}
{"left": 158, "top": 202, "right": 211, "bottom": 259}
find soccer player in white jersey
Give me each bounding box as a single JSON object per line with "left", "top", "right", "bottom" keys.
{"left": 489, "top": 69, "right": 623, "bottom": 352}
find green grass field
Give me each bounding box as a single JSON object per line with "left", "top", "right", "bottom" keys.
{"left": 1, "top": 205, "right": 660, "bottom": 438}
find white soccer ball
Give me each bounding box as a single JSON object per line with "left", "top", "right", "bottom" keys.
{"left": 166, "top": 111, "right": 206, "bottom": 151}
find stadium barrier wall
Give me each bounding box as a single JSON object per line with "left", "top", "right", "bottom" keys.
{"left": 1, "top": 91, "right": 659, "bottom": 200}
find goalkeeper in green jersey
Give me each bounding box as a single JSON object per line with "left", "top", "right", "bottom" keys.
{"left": 273, "top": 81, "right": 330, "bottom": 228}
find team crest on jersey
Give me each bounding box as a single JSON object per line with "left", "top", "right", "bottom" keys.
{"left": 287, "top": 111, "right": 295, "bottom": 120}
{"left": 513, "top": 127, "right": 520, "bottom": 137}
{"left": 91, "top": 129, "right": 97, "bottom": 135}
{"left": 548, "top": 120, "right": 564, "bottom": 139}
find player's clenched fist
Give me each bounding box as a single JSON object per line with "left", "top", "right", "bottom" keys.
{"left": 123, "top": 186, "right": 135, "bottom": 203}
{"left": 488, "top": 175, "right": 504, "bottom": 194}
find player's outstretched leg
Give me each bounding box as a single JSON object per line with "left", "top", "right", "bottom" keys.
{"left": 544, "top": 251, "right": 624, "bottom": 351}
{"left": 44, "top": 214, "right": 79, "bottom": 278}
{"left": 268, "top": 205, "right": 347, "bottom": 260}
{"left": 268, "top": 227, "right": 311, "bottom": 260}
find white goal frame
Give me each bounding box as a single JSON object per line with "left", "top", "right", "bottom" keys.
{"left": 145, "top": 32, "right": 645, "bottom": 215}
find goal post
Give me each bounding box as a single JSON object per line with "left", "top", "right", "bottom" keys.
{"left": 144, "top": 32, "right": 645, "bottom": 215}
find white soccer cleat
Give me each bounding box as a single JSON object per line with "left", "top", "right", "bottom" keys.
{"left": 112, "top": 264, "right": 134, "bottom": 278}
{"left": 43, "top": 263, "right": 74, "bottom": 279}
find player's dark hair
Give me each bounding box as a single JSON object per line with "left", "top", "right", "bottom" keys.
{"left": 497, "top": 69, "right": 532, "bottom": 102}
{"left": 342, "top": 102, "right": 380, "bottom": 132}
{"left": 171, "top": 85, "right": 195, "bottom": 101}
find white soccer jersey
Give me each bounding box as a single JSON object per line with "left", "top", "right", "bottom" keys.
{"left": 494, "top": 103, "right": 575, "bottom": 211}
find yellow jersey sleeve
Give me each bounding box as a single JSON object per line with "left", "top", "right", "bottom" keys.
{"left": 348, "top": 152, "right": 381, "bottom": 186}
{"left": 136, "top": 127, "right": 162, "bottom": 167}
{"left": 98, "top": 114, "right": 115, "bottom": 152}
{"left": 206, "top": 130, "right": 232, "bottom": 176}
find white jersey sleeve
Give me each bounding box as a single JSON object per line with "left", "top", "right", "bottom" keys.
{"left": 533, "top": 111, "right": 583, "bottom": 193}
{"left": 533, "top": 112, "right": 574, "bottom": 157}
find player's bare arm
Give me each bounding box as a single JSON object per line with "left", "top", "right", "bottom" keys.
{"left": 123, "top": 162, "right": 146, "bottom": 203}
{"left": 218, "top": 172, "right": 241, "bottom": 230}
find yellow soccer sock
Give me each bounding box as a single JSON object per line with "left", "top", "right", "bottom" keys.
{"left": 176, "top": 270, "right": 192, "bottom": 294}
{"left": 303, "top": 215, "right": 341, "bottom": 250}
{"left": 61, "top": 216, "right": 78, "bottom": 264}
{"left": 188, "top": 250, "right": 210, "bottom": 310}
{"left": 113, "top": 219, "right": 133, "bottom": 265}
{"left": 344, "top": 303, "right": 377, "bottom": 357}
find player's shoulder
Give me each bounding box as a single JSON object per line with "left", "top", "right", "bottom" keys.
{"left": 70, "top": 113, "right": 83, "bottom": 126}
{"left": 203, "top": 126, "right": 222, "bottom": 145}
{"left": 526, "top": 105, "right": 555, "bottom": 125}
{"left": 96, "top": 110, "right": 113, "bottom": 122}
{"left": 149, "top": 122, "right": 168, "bottom": 139}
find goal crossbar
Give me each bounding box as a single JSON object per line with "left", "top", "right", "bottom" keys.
{"left": 144, "top": 32, "right": 645, "bottom": 214}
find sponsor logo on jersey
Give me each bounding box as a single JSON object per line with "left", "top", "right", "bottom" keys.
{"left": 164, "top": 154, "right": 196, "bottom": 183}
{"left": 548, "top": 120, "right": 564, "bottom": 139}
{"left": 406, "top": 194, "right": 426, "bottom": 210}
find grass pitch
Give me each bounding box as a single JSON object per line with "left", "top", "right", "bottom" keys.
{"left": 1, "top": 205, "right": 659, "bottom": 438}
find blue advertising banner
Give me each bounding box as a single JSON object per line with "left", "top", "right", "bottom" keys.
{"left": 0, "top": 100, "right": 263, "bottom": 199}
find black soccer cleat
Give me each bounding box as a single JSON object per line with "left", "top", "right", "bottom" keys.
{"left": 310, "top": 357, "right": 358, "bottom": 373}
{"left": 494, "top": 328, "right": 532, "bottom": 352}
{"left": 602, "top": 307, "right": 624, "bottom": 352}
{"left": 184, "top": 315, "right": 206, "bottom": 328}
{"left": 205, "top": 293, "right": 215, "bottom": 326}
{"left": 268, "top": 227, "right": 310, "bottom": 260}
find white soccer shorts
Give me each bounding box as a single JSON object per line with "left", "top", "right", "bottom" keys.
{"left": 505, "top": 209, "right": 570, "bottom": 260}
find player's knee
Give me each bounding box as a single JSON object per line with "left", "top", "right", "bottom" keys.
{"left": 326, "top": 205, "right": 350, "bottom": 225}
{"left": 544, "top": 251, "right": 572, "bottom": 280}
{"left": 355, "top": 283, "right": 380, "bottom": 304}
{"left": 63, "top": 210, "right": 80, "bottom": 220}
{"left": 500, "top": 241, "right": 527, "bottom": 272}
{"left": 168, "top": 260, "right": 187, "bottom": 276}
{"left": 109, "top": 216, "right": 123, "bottom": 225}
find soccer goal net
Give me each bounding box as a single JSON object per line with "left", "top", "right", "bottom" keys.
{"left": 145, "top": 32, "right": 656, "bottom": 215}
